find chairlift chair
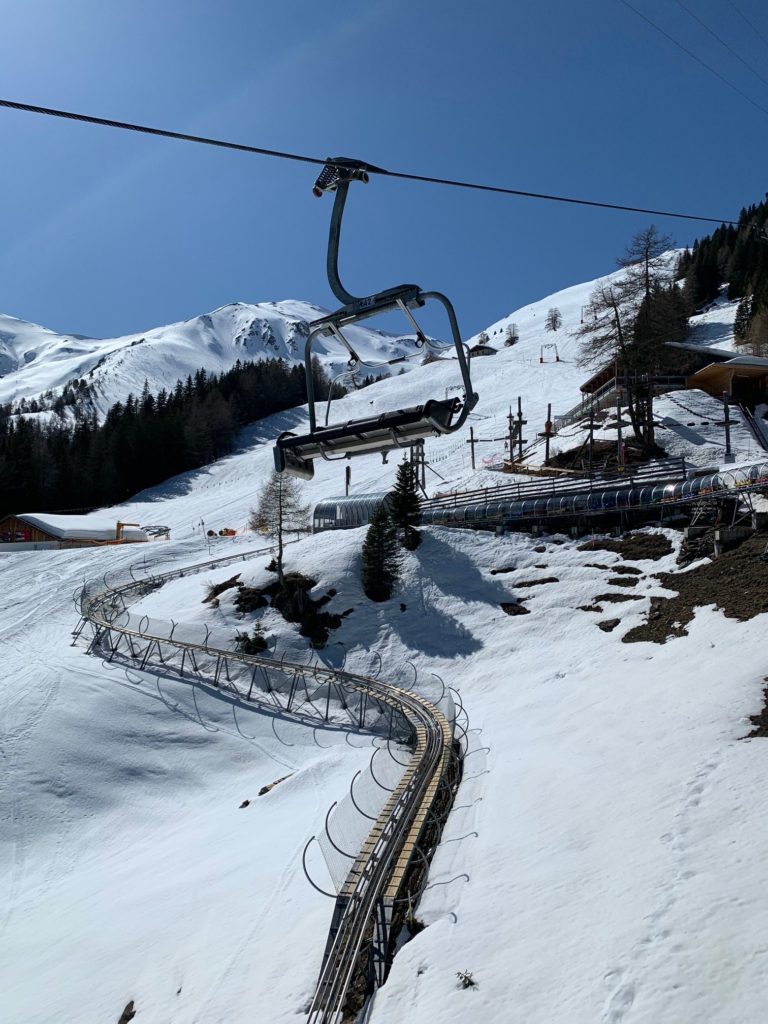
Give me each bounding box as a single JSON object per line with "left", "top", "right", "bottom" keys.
{"left": 273, "top": 157, "right": 478, "bottom": 479}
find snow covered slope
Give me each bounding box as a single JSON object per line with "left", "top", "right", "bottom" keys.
{"left": 0, "top": 301, "right": 424, "bottom": 417}
{"left": 2, "top": 264, "right": 765, "bottom": 1024}
{"left": 2, "top": 257, "right": 742, "bottom": 424}
{"left": 5, "top": 522, "right": 768, "bottom": 1023}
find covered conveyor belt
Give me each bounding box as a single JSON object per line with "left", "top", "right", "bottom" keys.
{"left": 420, "top": 460, "right": 768, "bottom": 529}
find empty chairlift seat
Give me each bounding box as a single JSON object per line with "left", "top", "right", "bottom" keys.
{"left": 275, "top": 398, "right": 461, "bottom": 479}
{"left": 273, "top": 157, "right": 477, "bottom": 480}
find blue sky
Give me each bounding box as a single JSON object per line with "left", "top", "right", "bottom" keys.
{"left": 1, "top": 0, "right": 767, "bottom": 342}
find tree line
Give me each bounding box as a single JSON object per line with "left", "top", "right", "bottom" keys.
{"left": 676, "top": 196, "right": 768, "bottom": 355}
{"left": 575, "top": 196, "right": 768, "bottom": 456}
{"left": 0, "top": 357, "right": 336, "bottom": 515}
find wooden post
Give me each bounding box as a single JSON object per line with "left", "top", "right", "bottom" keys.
{"left": 468, "top": 426, "right": 476, "bottom": 470}
{"left": 544, "top": 403, "right": 552, "bottom": 466}
{"left": 345, "top": 465, "right": 351, "bottom": 496}
{"left": 616, "top": 392, "right": 624, "bottom": 467}
{"left": 722, "top": 391, "right": 734, "bottom": 463}
{"left": 517, "top": 396, "right": 525, "bottom": 461}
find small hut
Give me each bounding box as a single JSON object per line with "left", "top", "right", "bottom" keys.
{"left": 469, "top": 343, "right": 497, "bottom": 358}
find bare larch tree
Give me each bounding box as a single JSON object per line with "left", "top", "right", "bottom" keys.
{"left": 249, "top": 471, "right": 309, "bottom": 583}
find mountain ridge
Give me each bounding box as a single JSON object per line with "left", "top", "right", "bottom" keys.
{"left": 0, "top": 299, "right": 423, "bottom": 419}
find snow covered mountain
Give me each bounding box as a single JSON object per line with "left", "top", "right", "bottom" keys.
{"left": 0, "top": 300, "right": 424, "bottom": 418}
{"left": 1, "top": 253, "right": 740, "bottom": 426}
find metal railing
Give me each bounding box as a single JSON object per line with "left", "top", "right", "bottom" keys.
{"left": 74, "top": 548, "right": 460, "bottom": 1022}
{"left": 553, "top": 375, "right": 687, "bottom": 432}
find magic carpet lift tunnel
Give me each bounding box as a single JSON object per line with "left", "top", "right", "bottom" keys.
{"left": 273, "top": 158, "right": 479, "bottom": 480}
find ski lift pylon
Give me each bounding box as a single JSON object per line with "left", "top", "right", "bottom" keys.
{"left": 539, "top": 342, "right": 560, "bottom": 364}
{"left": 273, "top": 157, "right": 478, "bottom": 479}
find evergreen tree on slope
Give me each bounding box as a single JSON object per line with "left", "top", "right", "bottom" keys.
{"left": 388, "top": 458, "right": 422, "bottom": 550}
{"left": 361, "top": 507, "right": 400, "bottom": 602}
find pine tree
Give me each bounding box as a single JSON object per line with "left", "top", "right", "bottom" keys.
{"left": 575, "top": 225, "right": 689, "bottom": 456}
{"left": 545, "top": 308, "right": 562, "bottom": 332}
{"left": 248, "top": 471, "right": 309, "bottom": 582}
{"left": 734, "top": 294, "right": 753, "bottom": 343}
{"left": 361, "top": 506, "right": 400, "bottom": 601}
{"left": 388, "top": 458, "right": 422, "bottom": 550}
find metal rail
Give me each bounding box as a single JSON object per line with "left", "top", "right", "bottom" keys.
{"left": 75, "top": 548, "right": 456, "bottom": 1022}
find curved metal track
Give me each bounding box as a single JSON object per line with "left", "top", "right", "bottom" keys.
{"left": 75, "top": 547, "right": 456, "bottom": 1022}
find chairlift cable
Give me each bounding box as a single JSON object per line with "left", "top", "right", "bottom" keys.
{"left": 725, "top": 0, "right": 768, "bottom": 55}
{"left": 673, "top": 0, "right": 768, "bottom": 92}
{"left": 619, "top": 0, "right": 768, "bottom": 120}
{"left": 0, "top": 96, "right": 738, "bottom": 226}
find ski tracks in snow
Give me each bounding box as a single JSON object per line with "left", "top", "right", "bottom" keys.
{"left": 0, "top": 638, "right": 63, "bottom": 937}
{"left": 601, "top": 748, "right": 729, "bottom": 1023}
{"left": 188, "top": 760, "right": 325, "bottom": 1024}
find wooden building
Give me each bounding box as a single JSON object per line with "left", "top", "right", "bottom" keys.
{"left": 0, "top": 513, "right": 149, "bottom": 548}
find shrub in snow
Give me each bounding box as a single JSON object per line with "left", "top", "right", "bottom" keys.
{"left": 234, "top": 623, "right": 269, "bottom": 654}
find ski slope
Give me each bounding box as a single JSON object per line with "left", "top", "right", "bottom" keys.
{"left": 2, "top": 267, "right": 767, "bottom": 1024}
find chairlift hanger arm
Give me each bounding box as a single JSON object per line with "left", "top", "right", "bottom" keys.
{"left": 313, "top": 157, "right": 387, "bottom": 307}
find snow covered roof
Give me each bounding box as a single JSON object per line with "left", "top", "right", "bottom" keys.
{"left": 722, "top": 354, "right": 768, "bottom": 368}
{"left": 665, "top": 341, "right": 739, "bottom": 361}
{"left": 15, "top": 513, "right": 148, "bottom": 542}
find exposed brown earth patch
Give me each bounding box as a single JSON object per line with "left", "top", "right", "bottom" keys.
{"left": 118, "top": 1003, "right": 136, "bottom": 1024}
{"left": 259, "top": 773, "right": 293, "bottom": 796}
{"left": 501, "top": 602, "right": 530, "bottom": 616}
{"left": 595, "top": 592, "right": 644, "bottom": 603}
{"left": 746, "top": 680, "right": 768, "bottom": 738}
{"left": 623, "top": 533, "right": 768, "bottom": 644}
{"left": 235, "top": 573, "right": 352, "bottom": 647}
{"left": 203, "top": 573, "right": 241, "bottom": 603}
{"left": 598, "top": 619, "right": 621, "bottom": 632}
{"left": 606, "top": 576, "right": 638, "bottom": 588}
{"left": 579, "top": 533, "right": 673, "bottom": 561}
{"left": 677, "top": 529, "right": 716, "bottom": 567}
{"left": 490, "top": 565, "right": 516, "bottom": 575}
{"left": 515, "top": 577, "right": 559, "bottom": 588}
{"left": 579, "top": 604, "right": 604, "bottom": 613}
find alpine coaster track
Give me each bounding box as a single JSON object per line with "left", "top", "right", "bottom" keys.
{"left": 73, "top": 546, "right": 459, "bottom": 1023}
